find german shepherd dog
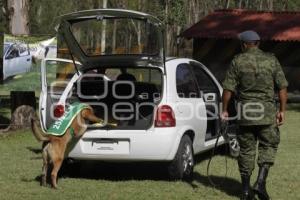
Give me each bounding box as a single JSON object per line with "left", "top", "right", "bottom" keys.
{"left": 31, "top": 105, "right": 105, "bottom": 188}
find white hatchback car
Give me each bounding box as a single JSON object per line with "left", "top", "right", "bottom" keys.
{"left": 3, "top": 42, "right": 32, "bottom": 80}
{"left": 39, "top": 9, "right": 234, "bottom": 179}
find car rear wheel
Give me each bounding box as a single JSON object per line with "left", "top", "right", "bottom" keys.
{"left": 168, "top": 135, "right": 194, "bottom": 180}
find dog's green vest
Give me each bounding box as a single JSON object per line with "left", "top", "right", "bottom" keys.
{"left": 47, "top": 102, "right": 90, "bottom": 137}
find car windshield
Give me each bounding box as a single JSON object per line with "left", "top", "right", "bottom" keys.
{"left": 4, "top": 44, "right": 10, "bottom": 54}
{"left": 71, "top": 18, "right": 160, "bottom": 56}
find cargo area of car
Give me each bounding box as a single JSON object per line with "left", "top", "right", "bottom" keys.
{"left": 70, "top": 69, "right": 163, "bottom": 130}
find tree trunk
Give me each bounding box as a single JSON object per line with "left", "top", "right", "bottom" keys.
{"left": 268, "top": 0, "right": 273, "bottom": 10}
{"left": 237, "top": 0, "right": 243, "bottom": 8}
{"left": 1, "top": 0, "right": 9, "bottom": 33}
{"left": 284, "top": 0, "right": 288, "bottom": 10}
{"left": 259, "top": 0, "right": 263, "bottom": 10}
{"left": 112, "top": 20, "right": 117, "bottom": 53}
{"left": 7, "top": 0, "right": 30, "bottom": 35}
{"left": 225, "top": 0, "right": 231, "bottom": 8}
{"left": 0, "top": 91, "right": 36, "bottom": 133}
{"left": 165, "top": 0, "right": 170, "bottom": 55}
{"left": 0, "top": 105, "right": 36, "bottom": 133}
{"left": 101, "top": 0, "right": 107, "bottom": 54}
{"left": 137, "top": 0, "right": 142, "bottom": 53}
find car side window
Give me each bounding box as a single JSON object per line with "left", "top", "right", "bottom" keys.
{"left": 191, "top": 63, "right": 217, "bottom": 92}
{"left": 9, "top": 46, "right": 19, "bottom": 58}
{"left": 176, "top": 63, "right": 199, "bottom": 98}
{"left": 19, "top": 44, "right": 29, "bottom": 56}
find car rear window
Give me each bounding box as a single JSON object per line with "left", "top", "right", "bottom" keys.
{"left": 71, "top": 18, "right": 160, "bottom": 56}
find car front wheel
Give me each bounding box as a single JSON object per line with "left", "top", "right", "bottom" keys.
{"left": 168, "top": 135, "right": 194, "bottom": 180}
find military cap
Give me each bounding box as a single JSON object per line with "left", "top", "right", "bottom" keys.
{"left": 238, "top": 30, "right": 260, "bottom": 42}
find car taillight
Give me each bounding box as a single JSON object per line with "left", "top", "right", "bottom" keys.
{"left": 155, "top": 105, "right": 176, "bottom": 127}
{"left": 54, "top": 104, "right": 64, "bottom": 118}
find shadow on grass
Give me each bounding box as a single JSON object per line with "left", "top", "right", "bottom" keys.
{"left": 26, "top": 146, "right": 43, "bottom": 154}
{"left": 187, "top": 146, "right": 241, "bottom": 198}
{"left": 0, "top": 115, "right": 10, "bottom": 129}
{"left": 191, "top": 172, "right": 241, "bottom": 198}
{"left": 30, "top": 153, "right": 215, "bottom": 184}
{"left": 27, "top": 143, "right": 240, "bottom": 199}
{"left": 286, "top": 103, "right": 300, "bottom": 112}
{"left": 33, "top": 146, "right": 227, "bottom": 182}
{"left": 58, "top": 160, "right": 171, "bottom": 181}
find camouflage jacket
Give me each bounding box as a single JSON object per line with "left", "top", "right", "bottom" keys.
{"left": 223, "top": 47, "right": 288, "bottom": 126}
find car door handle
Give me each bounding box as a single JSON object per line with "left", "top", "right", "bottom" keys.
{"left": 204, "top": 93, "right": 216, "bottom": 102}
{"left": 27, "top": 58, "right": 30, "bottom": 61}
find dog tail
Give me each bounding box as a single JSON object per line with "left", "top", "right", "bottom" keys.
{"left": 31, "top": 118, "right": 49, "bottom": 142}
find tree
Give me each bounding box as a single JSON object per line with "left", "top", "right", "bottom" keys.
{"left": 101, "top": 0, "right": 108, "bottom": 54}
{"left": 7, "top": 0, "right": 30, "bottom": 35}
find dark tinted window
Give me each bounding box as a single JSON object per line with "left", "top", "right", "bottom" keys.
{"left": 9, "top": 46, "right": 19, "bottom": 58}
{"left": 71, "top": 18, "right": 159, "bottom": 56}
{"left": 192, "top": 63, "right": 217, "bottom": 91}
{"left": 176, "top": 64, "right": 199, "bottom": 98}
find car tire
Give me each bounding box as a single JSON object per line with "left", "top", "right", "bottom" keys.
{"left": 168, "top": 135, "right": 194, "bottom": 181}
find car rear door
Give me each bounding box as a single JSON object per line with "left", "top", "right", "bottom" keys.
{"left": 4, "top": 44, "right": 20, "bottom": 78}
{"left": 17, "top": 43, "right": 31, "bottom": 74}
{"left": 190, "top": 61, "right": 223, "bottom": 142}
{"left": 174, "top": 62, "right": 207, "bottom": 152}
{"left": 39, "top": 58, "right": 80, "bottom": 131}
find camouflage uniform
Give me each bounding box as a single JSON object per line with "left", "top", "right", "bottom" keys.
{"left": 223, "top": 47, "right": 288, "bottom": 176}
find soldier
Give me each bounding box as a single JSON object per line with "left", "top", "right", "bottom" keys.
{"left": 221, "top": 30, "right": 288, "bottom": 200}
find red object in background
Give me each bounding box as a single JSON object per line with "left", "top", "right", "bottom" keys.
{"left": 181, "top": 9, "right": 300, "bottom": 41}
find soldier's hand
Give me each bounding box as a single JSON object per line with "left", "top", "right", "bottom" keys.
{"left": 276, "top": 111, "right": 285, "bottom": 126}
{"left": 221, "top": 111, "right": 229, "bottom": 122}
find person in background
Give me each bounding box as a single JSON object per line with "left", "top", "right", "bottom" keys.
{"left": 221, "top": 30, "right": 288, "bottom": 200}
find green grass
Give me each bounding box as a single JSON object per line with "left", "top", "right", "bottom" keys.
{"left": 0, "top": 64, "right": 41, "bottom": 96}
{"left": 0, "top": 109, "right": 299, "bottom": 200}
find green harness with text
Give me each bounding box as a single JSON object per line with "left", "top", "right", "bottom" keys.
{"left": 47, "top": 102, "right": 90, "bottom": 137}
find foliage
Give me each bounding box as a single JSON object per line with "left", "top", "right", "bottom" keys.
{"left": 0, "top": 62, "right": 41, "bottom": 95}
{"left": 2, "top": 0, "right": 300, "bottom": 55}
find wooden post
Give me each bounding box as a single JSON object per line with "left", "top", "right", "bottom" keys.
{"left": 10, "top": 91, "right": 36, "bottom": 115}
{"left": 0, "top": 32, "right": 3, "bottom": 84}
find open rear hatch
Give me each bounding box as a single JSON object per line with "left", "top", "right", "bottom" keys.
{"left": 72, "top": 67, "right": 163, "bottom": 130}
{"left": 58, "top": 9, "right": 165, "bottom": 70}
{"left": 53, "top": 9, "right": 165, "bottom": 130}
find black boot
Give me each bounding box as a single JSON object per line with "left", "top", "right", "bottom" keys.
{"left": 240, "top": 175, "right": 254, "bottom": 200}
{"left": 253, "top": 165, "right": 270, "bottom": 200}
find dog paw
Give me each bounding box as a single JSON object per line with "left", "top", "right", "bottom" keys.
{"left": 52, "top": 185, "right": 59, "bottom": 190}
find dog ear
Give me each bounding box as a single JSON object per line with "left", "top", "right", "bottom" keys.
{"left": 81, "top": 108, "right": 93, "bottom": 118}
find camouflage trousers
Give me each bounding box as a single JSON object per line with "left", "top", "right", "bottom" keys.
{"left": 237, "top": 124, "right": 280, "bottom": 176}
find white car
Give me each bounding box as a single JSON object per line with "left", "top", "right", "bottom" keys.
{"left": 39, "top": 9, "right": 235, "bottom": 179}
{"left": 3, "top": 42, "right": 32, "bottom": 80}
